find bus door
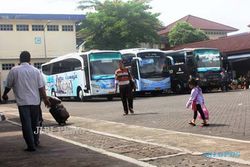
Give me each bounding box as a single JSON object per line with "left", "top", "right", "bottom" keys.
{"left": 186, "top": 52, "right": 197, "bottom": 78}
{"left": 82, "top": 55, "right": 91, "bottom": 93}
{"left": 168, "top": 53, "right": 189, "bottom": 92}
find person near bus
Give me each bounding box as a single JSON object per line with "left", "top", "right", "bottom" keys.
{"left": 115, "top": 60, "right": 135, "bottom": 115}
{"left": 186, "top": 78, "right": 209, "bottom": 126}
{"left": 2, "top": 51, "right": 50, "bottom": 152}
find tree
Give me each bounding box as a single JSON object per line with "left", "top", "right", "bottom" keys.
{"left": 168, "top": 22, "right": 209, "bottom": 47}
{"left": 78, "top": 0, "right": 161, "bottom": 50}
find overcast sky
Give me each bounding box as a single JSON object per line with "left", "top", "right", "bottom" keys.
{"left": 0, "top": 0, "right": 249, "bottom": 34}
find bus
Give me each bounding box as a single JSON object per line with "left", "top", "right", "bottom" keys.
{"left": 120, "top": 48, "right": 172, "bottom": 94}
{"left": 41, "top": 50, "right": 122, "bottom": 101}
{"left": 165, "top": 48, "right": 223, "bottom": 92}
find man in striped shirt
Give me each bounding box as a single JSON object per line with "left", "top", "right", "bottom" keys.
{"left": 115, "top": 60, "right": 135, "bottom": 115}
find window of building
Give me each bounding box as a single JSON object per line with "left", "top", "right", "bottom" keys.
{"left": 62, "top": 25, "right": 74, "bottom": 31}
{"left": 32, "top": 25, "right": 44, "bottom": 31}
{"left": 0, "top": 24, "right": 13, "bottom": 31}
{"left": 2, "top": 63, "right": 15, "bottom": 70}
{"left": 16, "top": 24, "right": 29, "bottom": 31}
{"left": 47, "top": 25, "right": 59, "bottom": 31}
{"left": 34, "top": 62, "right": 45, "bottom": 69}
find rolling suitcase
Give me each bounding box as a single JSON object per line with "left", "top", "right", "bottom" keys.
{"left": 48, "top": 97, "right": 70, "bottom": 125}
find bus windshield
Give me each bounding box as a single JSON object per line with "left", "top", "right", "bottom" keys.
{"left": 138, "top": 52, "right": 166, "bottom": 78}
{"left": 195, "top": 49, "right": 220, "bottom": 68}
{"left": 89, "top": 52, "right": 121, "bottom": 80}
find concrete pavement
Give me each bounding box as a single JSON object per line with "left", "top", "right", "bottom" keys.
{"left": 0, "top": 120, "right": 146, "bottom": 167}
{"left": 2, "top": 105, "right": 250, "bottom": 167}
{"left": 1, "top": 90, "right": 250, "bottom": 166}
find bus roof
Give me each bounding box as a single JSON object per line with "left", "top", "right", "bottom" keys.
{"left": 119, "top": 48, "right": 164, "bottom": 55}
{"left": 42, "top": 50, "right": 120, "bottom": 66}
{"left": 164, "top": 48, "right": 220, "bottom": 55}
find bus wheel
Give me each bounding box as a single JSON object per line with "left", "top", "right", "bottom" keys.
{"left": 107, "top": 96, "right": 113, "bottom": 101}
{"left": 77, "top": 89, "right": 84, "bottom": 101}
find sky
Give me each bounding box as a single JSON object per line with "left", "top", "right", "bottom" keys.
{"left": 0, "top": 0, "right": 249, "bottom": 34}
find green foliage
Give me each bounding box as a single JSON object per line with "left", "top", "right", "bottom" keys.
{"left": 78, "top": 0, "right": 161, "bottom": 50}
{"left": 168, "top": 22, "right": 209, "bottom": 47}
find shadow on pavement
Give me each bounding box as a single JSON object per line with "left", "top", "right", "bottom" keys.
{"left": 128, "top": 112, "right": 159, "bottom": 116}
{"left": 204, "top": 123, "right": 229, "bottom": 127}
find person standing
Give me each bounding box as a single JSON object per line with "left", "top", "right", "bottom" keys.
{"left": 2, "top": 51, "right": 50, "bottom": 152}
{"left": 115, "top": 60, "right": 135, "bottom": 115}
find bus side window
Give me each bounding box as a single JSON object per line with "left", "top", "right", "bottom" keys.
{"left": 60, "top": 60, "right": 71, "bottom": 73}
{"left": 42, "top": 64, "right": 52, "bottom": 75}
{"left": 52, "top": 62, "right": 61, "bottom": 74}
{"left": 73, "top": 60, "right": 82, "bottom": 70}
{"left": 122, "top": 54, "right": 134, "bottom": 67}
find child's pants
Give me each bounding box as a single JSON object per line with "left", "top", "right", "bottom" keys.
{"left": 194, "top": 104, "right": 206, "bottom": 120}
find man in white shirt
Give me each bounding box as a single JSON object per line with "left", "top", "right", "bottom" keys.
{"left": 2, "top": 51, "right": 50, "bottom": 152}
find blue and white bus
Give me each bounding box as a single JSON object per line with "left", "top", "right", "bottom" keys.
{"left": 120, "top": 48, "right": 172, "bottom": 94}
{"left": 41, "top": 50, "right": 122, "bottom": 101}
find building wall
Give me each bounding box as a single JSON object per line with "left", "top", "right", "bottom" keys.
{"left": 0, "top": 19, "right": 77, "bottom": 59}
{"left": 0, "top": 18, "right": 78, "bottom": 101}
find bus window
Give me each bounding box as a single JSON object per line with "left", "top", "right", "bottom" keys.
{"left": 122, "top": 54, "right": 135, "bottom": 67}
{"left": 171, "top": 53, "right": 185, "bottom": 64}
{"left": 61, "top": 58, "right": 82, "bottom": 72}
{"left": 42, "top": 64, "right": 52, "bottom": 75}
{"left": 52, "top": 62, "right": 61, "bottom": 74}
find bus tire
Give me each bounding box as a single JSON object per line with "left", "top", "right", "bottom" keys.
{"left": 77, "top": 88, "right": 84, "bottom": 101}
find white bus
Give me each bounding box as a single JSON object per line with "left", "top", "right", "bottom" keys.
{"left": 120, "top": 48, "right": 172, "bottom": 94}
{"left": 41, "top": 50, "right": 122, "bottom": 101}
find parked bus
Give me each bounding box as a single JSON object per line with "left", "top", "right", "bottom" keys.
{"left": 120, "top": 48, "right": 172, "bottom": 94}
{"left": 41, "top": 50, "right": 122, "bottom": 101}
{"left": 165, "top": 48, "right": 223, "bottom": 92}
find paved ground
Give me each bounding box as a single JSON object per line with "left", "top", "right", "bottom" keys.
{"left": 44, "top": 89, "right": 250, "bottom": 140}
{"left": 0, "top": 121, "right": 140, "bottom": 167}
{"left": 1, "top": 89, "right": 250, "bottom": 166}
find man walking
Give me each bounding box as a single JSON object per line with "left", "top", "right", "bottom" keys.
{"left": 2, "top": 51, "right": 50, "bottom": 152}
{"left": 115, "top": 60, "right": 135, "bottom": 115}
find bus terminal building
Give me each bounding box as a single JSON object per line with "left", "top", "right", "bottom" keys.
{"left": 0, "top": 13, "right": 84, "bottom": 99}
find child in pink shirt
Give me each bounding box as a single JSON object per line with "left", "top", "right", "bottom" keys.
{"left": 186, "top": 78, "right": 209, "bottom": 126}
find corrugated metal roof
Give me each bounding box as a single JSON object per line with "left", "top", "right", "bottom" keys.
{"left": 0, "top": 13, "right": 85, "bottom": 21}
{"left": 159, "top": 15, "right": 238, "bottom": 36}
